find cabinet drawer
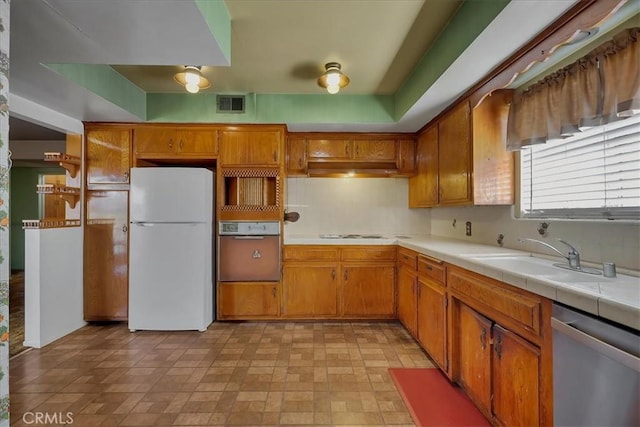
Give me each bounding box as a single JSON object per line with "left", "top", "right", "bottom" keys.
{"left": 418, "top": 255, "right": 445, "bottom": 284}
{"left": 448, "top": 267, "right": 541, "bottom": 336}
{"left": 341, "top": 246, "right": 396, "bottom": 261}
{"left": 283, "top": 245, "right": 339, "bottom": 261}
{"left": 398, "top": 247, "right": 418, "bottom": 270}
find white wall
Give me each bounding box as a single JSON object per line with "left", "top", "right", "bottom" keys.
{"left": 24, "top": 227, "right": 85, "bottom": 348}
{"left": 285, "top": 177, "right": 430, "bottom": 236}
{"left": 429, "top": 205, "right": 640, "bottom": 271}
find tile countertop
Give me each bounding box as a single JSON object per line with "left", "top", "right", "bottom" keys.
{"left": 284, "top": 234, "right": 640, "bottom": 331}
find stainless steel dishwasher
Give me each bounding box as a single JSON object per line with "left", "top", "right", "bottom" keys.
{"left": 552, "top": 303, "right": 640, "bottom": 426}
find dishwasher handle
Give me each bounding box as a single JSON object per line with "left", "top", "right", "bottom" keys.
{"left": 552, "top": 317, "right": 640, "bottom": 372}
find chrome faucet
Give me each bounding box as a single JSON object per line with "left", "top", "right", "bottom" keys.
{"left": 518, "top": 238, "right": 581, "bottom": 269}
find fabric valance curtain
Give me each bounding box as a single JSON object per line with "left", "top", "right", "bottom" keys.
{"left": 506, "top": 27, "right": 639, "bottom": 151}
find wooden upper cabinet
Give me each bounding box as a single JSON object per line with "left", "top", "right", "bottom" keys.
{"left": 439, "top": 101, "right": 472, "bottom": 205}
{"left": 353, "top": 139, "right": 395, "bottom": 161}
{"left": 134, "top": 127, "right": 217, "bottom": 158}
{"left": 286, "top": 135, "right": 307, "bottom": 176}
{"left": 86, "top": 127, "right": 131, "bottom": 186}
{"left": 396, "top": 139, "right": 416, "bottom": 176}
{"left": 307, "top": 138, "right": 351, "bottom": 160}
{"left": 176, "top": 129, "right": 218, "bottom": 154}
{"left": 219, "top": 127, "right": 284, "bottom": 166}
{"left": 472, "top": 90, "right": 515, "bottom": 205}
{"left": 409, "top": 125, "right": 438, "bottom": 207}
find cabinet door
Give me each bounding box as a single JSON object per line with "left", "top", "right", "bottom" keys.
{"left": 283, "top": 264, "right": 338, "bottom": 316}
{"left": 353, "top": 140, "right": 396, "bottom": 161}
{"left": 396, "top": 139, "right": 416, "bottom": 175}
{"left": 439, "top": 101, "right": 472, "bottom": 205}
{"left": 409, "top": 125, "right": 438, "bottom": 207}
{"left": 492, "top": 324, "right": 540, "bottom": 427}
{"left": 218, "top": 283, "right": 279, "bottom": 317}
{"left": 84, "top": 190, "right": 129, "bottom": 320}
{"left": 219, "top": 128, "right": 283, "bottom": 166}
{"left": 176, "top": 129, "right": 217, "bottom": 155}
{"left": 342, "top": 264, "right": 395, "bottom": 316}
{"left": 286, "top": 136, "right": 307, "bottom": 176}
{"left": 417, "top": 278, "right": 447, "bottom": 371}
{"left": 456, "top": 303, "right": 492, "bottom": 414}
{"left": 133, "top": 127, "right": 177, "bottom": 156}
{"left": 307, "top": 139, "right": 351, "bottom": 160}
{"left": 86, "top": 128, "right": 131, "bottom": 185}
{"left": 397, "top": 266, "right": 417, "bottom": 335}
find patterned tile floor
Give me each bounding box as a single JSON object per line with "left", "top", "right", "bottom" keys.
{"left": 9, "top": 321, "right": 435, "bottom": 426}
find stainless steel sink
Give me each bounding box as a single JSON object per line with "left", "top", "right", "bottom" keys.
{"left": 468, "top": 254, "right": 604, "bottom": 281}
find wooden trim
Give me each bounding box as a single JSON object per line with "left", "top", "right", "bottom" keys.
{"left": 417, "top": 0, "right": 627, "bottom": 135}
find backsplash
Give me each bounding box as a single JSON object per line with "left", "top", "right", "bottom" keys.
{"left": 285, "top": 178, "right": 430, "bottom": 237}
{"left": 430, "top": 205, "right": 640, "bottom": 271}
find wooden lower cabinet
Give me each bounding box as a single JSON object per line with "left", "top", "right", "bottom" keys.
{"left": 218, "top": 283, "right": 279, "bottom": 318}
{"left": 455, "top": 303, "right": 492, "bottom": 414}
{"left": 417, "top": 277, "right": 447, "bottom": 372}
{"left": 282, "top": 264, "right": 338, "bottom": 316}
{"left": 281, "top": 245, "right": 395, "bottom": 319}
{"left": 453, "top": 300, "right": 544, "bottom": 426}
{"left": 492, "top": 324, "right": 540, "bottom": 427}
{"left": 84, "top": 190, "right": 129, "bottom": 321}
{"left": 342, "top": 264, "right": 395, "bottom": 317}
{"left": 397, "top": 265, "right": 417, "bottom": 335}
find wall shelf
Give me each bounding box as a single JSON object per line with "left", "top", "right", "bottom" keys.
{"left": 44, "top": 152, "right": 81, "bottom": 178}
{"left": 22, "top": 219, "right": 81, "bottom": 229}
{"left": 36, "top": 183, "right": 81, "bottom": 209}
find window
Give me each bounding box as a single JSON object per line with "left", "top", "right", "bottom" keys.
{"left": 520, "top": 114, "right": 640, "bottom": 219}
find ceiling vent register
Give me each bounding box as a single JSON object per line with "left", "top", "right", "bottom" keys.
{"left": 217, "top": 95, "right": 245, "bottom": 113}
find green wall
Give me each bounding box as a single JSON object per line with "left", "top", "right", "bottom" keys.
{"left": 10, "top": 167, "right": 64, "bottom": 270}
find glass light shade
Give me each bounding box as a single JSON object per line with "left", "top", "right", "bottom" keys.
{"left": 184, "top": 70, "right": 201, "bottom": 85}
{"left": 325, "top": 71, "right": 341, "bottom": 87}
{"left": 185, "top": 83, "right": 200, "bottom": 94}
{"left": 174, "top": 65, "right": 211, "bottom": 93}
{"left": 317, "top": 62, "right": 349, "bottom": 94}
{"left": 327, "top": 84, "right": 340, "bottom": 94}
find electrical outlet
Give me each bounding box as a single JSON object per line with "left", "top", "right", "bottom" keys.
{"left": 465, "top": 221, "right": 472, "bottom": 236}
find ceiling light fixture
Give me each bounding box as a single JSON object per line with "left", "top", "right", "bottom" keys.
{"left": 317, "top": 62, "right": 350, "bottom": 94}
{"left": 174, "top": 65, "right": 211, "bottom": 94}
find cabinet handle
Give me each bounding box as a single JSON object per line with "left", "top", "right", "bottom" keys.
{"left": 332, "top": 269, "right": 336, "bottom": 280}
{"left": 272, "top": 287, "right": 277, "bottom": 298}
{"left": 494, "top": 333, "right": 502, "bottom": 359}
{"left": 168, "top": 139, "right": 173, "bottom": 149}
{"left": 298, "top": 159, "right": 303, "bottom": 168}
{"left": 480, "top": 328, "right": 487, "bottom": 350}
{"left": 355, "top": 146, "right": 359, "bottom": 156}
{"left": 426, "top": 265, "right": 433, "bottom": 271}
{"left": 123, "top": 171, "right": 129, "bottom": 180}
{"left": 179, "top": 140, "right": 184, "bottom": 150}
{"left": 344, "top": 269, "right": 348, "bottom": 281}
{"left": 122, "top": 225, "right": 128, "bottom": 233}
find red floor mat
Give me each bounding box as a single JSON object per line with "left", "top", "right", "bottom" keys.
{"left": 389, "top": 368, "right": 490, "bottom": 427}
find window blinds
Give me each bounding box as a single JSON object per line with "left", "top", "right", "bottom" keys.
{"left": 520, "top": 114, "right": 640, "bottom": 219}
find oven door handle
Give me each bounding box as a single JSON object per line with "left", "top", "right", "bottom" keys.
{"left": 231, "top": 236, "right": 266, "bottom": 240}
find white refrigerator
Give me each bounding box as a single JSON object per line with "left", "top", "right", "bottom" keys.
{"left": 128, "top": 167, "right": 214, "bottom": 332}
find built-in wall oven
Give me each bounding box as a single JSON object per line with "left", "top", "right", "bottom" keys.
{"left": 218, "top": 221, "right": 280, "bottom": 282}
